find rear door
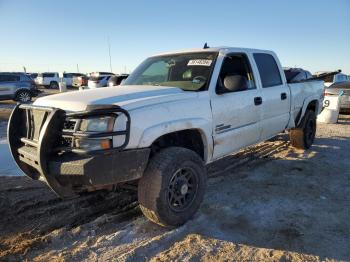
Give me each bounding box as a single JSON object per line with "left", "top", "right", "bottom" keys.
{"left": 253, "top": 53, "right": 290, "bottom": 140}
{"left": 211, "top": 53, "right": 262, "bottom": 159}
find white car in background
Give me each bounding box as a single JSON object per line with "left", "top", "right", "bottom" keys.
{"left": 63, "top": 73, "right": 86, "bottom": 87}
{"left": 35, "top": 72, "right": 85, "bottom": 88}
{"left": 88, "top": 72, "right": 115, "bottom": 88}
{"left": 35, "top": 72, "right": 60, "bottom": 89}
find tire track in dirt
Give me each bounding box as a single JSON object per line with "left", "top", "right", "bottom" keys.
{"left": 0, "top": 134, "right": 290, "bottom": 260}
{"left": 208, "top": 135, "right": 289, "bottom": 178}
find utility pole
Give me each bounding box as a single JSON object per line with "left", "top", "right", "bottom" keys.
{"left": 76, "top": 64, "right": 79, "bottom": 73}
{"left": 107, "top": 36, "right": 113, "bottom": 72}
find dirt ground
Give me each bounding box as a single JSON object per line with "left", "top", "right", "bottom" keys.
{"left": 0, "top": 100, "right": 349, "bottom": 261}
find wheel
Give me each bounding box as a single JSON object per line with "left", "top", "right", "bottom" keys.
{"left": 49, "top": 81, "right": 59, "bottom": 89}
{"left": 289, "top": 110, "right": 316, "bottom": 149}
{"left": 15, "top": 90, "right": 32, "bottom": 103}
{"left": 138, "top": 147, "right": 207, "bottom": 227}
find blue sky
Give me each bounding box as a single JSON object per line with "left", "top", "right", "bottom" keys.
{"left": 0, "top": 0, "right": 349, "bottom": 74}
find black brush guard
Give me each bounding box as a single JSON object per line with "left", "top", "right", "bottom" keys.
{"left": 8, "top": 104, "right": 150, "bottom": 198}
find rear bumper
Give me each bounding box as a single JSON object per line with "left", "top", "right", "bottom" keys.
{"left": 339, "top": 97, "right": 350, "bottom": 109}
{"left": 8, "top": 104, "right": 149, "bottom": 198}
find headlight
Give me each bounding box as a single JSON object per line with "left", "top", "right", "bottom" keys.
{"left": 79, "top": 116, "right": 115, "bottom": 132}
{"left": 75, "top": 116, "right": 115, "bottom": 150}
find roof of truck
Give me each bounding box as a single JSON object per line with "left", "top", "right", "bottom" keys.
{"left": 152, "top": 46, "right": 271, "bottom": 57}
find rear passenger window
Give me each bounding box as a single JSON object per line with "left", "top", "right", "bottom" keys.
{"left": 254, "top": 53, "right": 282, "bottom": 87}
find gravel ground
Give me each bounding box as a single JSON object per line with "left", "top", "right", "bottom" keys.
{"left": 0, "top": 106, "right": 349, "bottom": 261}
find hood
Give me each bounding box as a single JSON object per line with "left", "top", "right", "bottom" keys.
{"left": 34, "top": 85, "right": 197, "bottom": 112}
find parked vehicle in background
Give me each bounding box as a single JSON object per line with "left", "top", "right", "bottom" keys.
{"left": 35, "top": 72, "right": 60, "bottom": 89}
{"left": 35, "top": 72, "right": 87, "bottom": 88}
{"left": 0, "top": 72, "right": 39, "bottom": 102}
{"left": 284, "top": 68, "right": 312, "bottom": 83}
{"left": 107, "top": 74, "right": 129, "bottom": 86}
{"left": 88, "top": 72, "right": 114, "bottom": 88}
{"left": 89, "top": 72, "right": 115, "bottom": 77}
{"left": 8, "top": 47, "right": 324, "bottom": 227}
{"left": 63, "top": 73, "right": 86, "bottom": 87}
{"left": 72, "top": 74, "right": 88, "bottom": 87}
{"left": 324, "top": 81, "right": 350, "bottom": 112}
{"left": 315, "top": 71, "right": 349, "bottom": 87}
{"left": 27, "top": 73, "right": 38, "bottom": 80}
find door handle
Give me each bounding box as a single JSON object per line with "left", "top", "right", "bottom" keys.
{"left": 254, "top": 96, "right": 262, "bottom": 105}
{"left": 281, "top": 92, "right": 287, "bottom": 100}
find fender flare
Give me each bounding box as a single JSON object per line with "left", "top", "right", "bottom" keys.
{"left": 137, "top": 118, "right": 213, "bottom": 163}
{"left": 297, "top": 96, "right": 321, "bottom": 126}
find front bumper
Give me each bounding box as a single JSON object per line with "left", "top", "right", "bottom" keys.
{"left": 8, "top": 104, "right": 150, "bottom": 198}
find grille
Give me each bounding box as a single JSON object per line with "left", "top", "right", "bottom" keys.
{"left": 63, "top": 120, "right": 76, "bottom": 130}
{"left": 61, "top": 120, "right": 76, "bottom": 148}
{"left": 61, "top": 136, "right": 73, "bottom": 147}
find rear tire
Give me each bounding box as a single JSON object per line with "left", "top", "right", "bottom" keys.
{"left": 289, "top": 110, "right": 316, "bottom": 149}
{"left": 138, "top": 147, "right": 206, "bottom": 227}
{"left": 15, "top": 90, "right": 32, "bottom": 103}
{"left": 49, "top": 81, "right": 59, "bottom": 89}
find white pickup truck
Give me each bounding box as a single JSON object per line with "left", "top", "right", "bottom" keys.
{"left": 8, "top": 47, "right": 324, "bottom": 227}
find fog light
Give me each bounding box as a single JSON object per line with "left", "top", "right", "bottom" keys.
{"left": 75, "top": 138, "right": 111, "bottom": 151}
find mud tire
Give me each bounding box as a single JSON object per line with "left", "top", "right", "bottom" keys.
{"left": 138, "top": 147, "right": 206, "bottom": 227}
{"left": 289, "top": 110, "right": 316, "bottom": 149}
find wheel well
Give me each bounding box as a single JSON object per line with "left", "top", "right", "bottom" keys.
{"left": 307, "top": 100, "right": 318, "bottom": 112}
{"left": 150, "top": 129, "right": 205, "bottom": 160}
{"left": 294, "top": 100, "right": 319, "bottom": 126}
{"left": 50, "top": 81, "right": 58, "bottom": 84}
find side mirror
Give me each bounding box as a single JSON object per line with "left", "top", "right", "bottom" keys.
{"left": 223, "top": 75, "right": 248, "bottom": 92}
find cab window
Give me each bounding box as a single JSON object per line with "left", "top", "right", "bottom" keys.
{"left": 253, "top": 53, "right": 282, "bottom": 87}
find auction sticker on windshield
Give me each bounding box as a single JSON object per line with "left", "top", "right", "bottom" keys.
{"left": 187, "top": 59, "right": 212, "bottom": 66}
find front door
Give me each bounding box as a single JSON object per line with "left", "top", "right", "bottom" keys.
{"left": 211, "top": 53, "right": 262, "bottom": 160}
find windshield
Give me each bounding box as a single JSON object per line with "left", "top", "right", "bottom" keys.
{"left": 123, "top": 52, "right": 218, "bottom": 91}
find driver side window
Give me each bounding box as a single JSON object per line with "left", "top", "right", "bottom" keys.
{"left": 216, "top": 54, "right": 256, "bottom": 94}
